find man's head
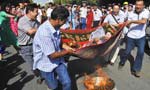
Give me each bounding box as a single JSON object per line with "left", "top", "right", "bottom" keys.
{"left": 112, "top": 4, "right": 120, "bottom": 15}
{"left": 93, "top": 4, "right": 98, "bottom": 11}
{"left": 26, "top": 3, "right": 38, "bottom": 20}
{"left": 87, "top": 6, "right": 91, "bottom": 12}
{"left": 10, "top": 7, "right": 16, "bottom": 15}
{"left": 48, "top": 2, "right": 53, "bottom": 8}
{"left": 123, "top": 1, "right": 129, "bottom": 10}
{"left": 51, "top": 6, "right": 69, "bottom": 28}
{"left": 135, "top": 0, "right": 144, "bottom": 13}
{"left": 19, "top": 3, "right": 25, "bottom": 9}
{"left": 128, "top": 4, "right": 133, "bottom": 12}
{"left": 5, "top": 4, "right": 10, "bottom": 13}
{"left": 82, "top": 1, "right": 87, "bottom": 7}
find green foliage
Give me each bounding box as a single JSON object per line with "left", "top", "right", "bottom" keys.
{"left": 54, "top": 0, "right": 98, "bottom": 5}
{"left": 54, "top": 0, "right": 71, "bottom": 4}
{"left": 29, "top": 0, "right": 33, "bottom": 3}
{"left": 88, "top": 0, "right": 97, "bottom": 4}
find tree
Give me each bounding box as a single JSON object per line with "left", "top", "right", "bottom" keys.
{"left": 54, "top": 0, "right": 71, "bottom": 4}
{"left": 29, "top": 0, "right": 33, "bottom": 3}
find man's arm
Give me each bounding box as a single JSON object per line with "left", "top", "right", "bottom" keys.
{"left": 39, "top": 35, "right": 75, "bottom": 60}
{"left": 6, "top": 14, "right": 15, "bottom": 18}
{"left": 127, "top": 18, "right": 147, "bottom": 25}
{"left": 49, "top": 49, "right": 71, "bottom": 60}
{"left": 26, "top": 28, "right": 37, "bottom": 36}
{"left": 18, "top": 18, "right": 37, "bottom": 36}
{"left": 111, "top": 24, "right": 119, "bottom": 27}
{"left": 49, "top": 43, "right": 75, "bottom": 59}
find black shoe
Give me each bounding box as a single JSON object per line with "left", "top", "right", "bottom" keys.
{"left": 118, "top": 62, "right": 125, "bottom": 70}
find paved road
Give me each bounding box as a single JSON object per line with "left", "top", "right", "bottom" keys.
{"left": 0, "top": 45, "right": 150, "bottom": 90}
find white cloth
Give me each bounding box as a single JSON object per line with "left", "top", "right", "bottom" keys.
{"left": 37, "top": 9, "right": 42, "bottom": 23}
{"left": 89, "top": 27, "right": 105, "bottom": 40}
{"left": 46, "top": 8, "right": 53, "bottom": 18}
{"left": 127, "top": 9, "right": 150, "bottom": 39}
{"left": 119, "top": 10, "right": 126, "bottom": 19}
{"left": 93, "top": 9, "right": 102, "bottom": 21}
{"left": 80, "top": 7, "right": 87, "bottom": 18}
{"left": 60, "top": 22, "right": 70, "bottom": 29}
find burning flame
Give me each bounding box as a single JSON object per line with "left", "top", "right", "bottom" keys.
{"left": 84, "top": 66, "right": 115, "bottom": 90}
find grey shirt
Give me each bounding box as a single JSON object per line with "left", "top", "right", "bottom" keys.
{"left": 18, "top": 15, "right": 40, "bottom": 45}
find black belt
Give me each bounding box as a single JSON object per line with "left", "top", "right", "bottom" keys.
{"left": 19, "top": 44, "right": 32, "bottom": 46}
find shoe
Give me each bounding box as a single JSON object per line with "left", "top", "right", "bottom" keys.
{"left": 37, "top": 77, "right": 44, "bottom": 84}
{"left": 118, "top": 62, "right": 125, "bottom": 70}
{"left": 134, "top": 72, "right": 141, "bottom": 78}
{"left": 131, "top": 71, "right": 135, "bottom": 75}
{"left": 109, "top": 62, "right": 114, "bottom": 66}
{"left": 131, "top": 70, "right": 141, "bottom": 78}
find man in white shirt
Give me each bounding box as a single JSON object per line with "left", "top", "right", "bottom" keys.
{"left": 80, "top": 2, "right": 87, "bottom": 29}
{"left": 93, "top": 4, "right": 102, "bottom": 27}
{"left": 46, "top": 2, "right": 54, "bottom": 18}
{"left": 119, "top": 0, "right": 149, "bottom": 78}
{"left": 104, "top": 4, "right": 124, "bottom": 25}
{"left": 37, "top": 7, "right": 42, "bottom": 23}
{"left": 103, "top": 4, "right": 124, "bottom": 64}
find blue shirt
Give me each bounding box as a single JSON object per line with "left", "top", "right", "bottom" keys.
{"left": 33, "top": 20, "right": 64, "bottom": 72}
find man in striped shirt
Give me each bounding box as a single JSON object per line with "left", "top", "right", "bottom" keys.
{"left": 33, "top": 6, "right": 74, "bottom": 90}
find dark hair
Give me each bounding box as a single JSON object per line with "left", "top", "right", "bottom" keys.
{"left": 136, "top": 0, "right": 144, "bottom": 2}
{"left": 136, "top": 0, "right": 144, "bottom": 4}
{"left": 113, "top": 4, "right": 120, "bottom": 8}
{"left": 129, "top": 4, "right": 133, "bottom": 8}
{"left": 49, "top": 2, "right": 54, "bottom": 6}
{"left": 135, "top": 0, "right": 145, "bottom": 6}
{"left": 51, "top": 6, "right": 69, "bottom": 21}
{"left": 1, "top": 4, "right": 11, "bottom": 11}
{"left": 26, "top": 3, "right": 38, "bottom": 14}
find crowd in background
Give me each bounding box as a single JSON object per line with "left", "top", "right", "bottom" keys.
{"left": 0, "top": 0, "right": 150, "bottom": 89}
{"left": 0, "top": 0, "right": 150, "bottom": 62}
{"left": 0, "top": 1, "right": 143, "bottom": 30}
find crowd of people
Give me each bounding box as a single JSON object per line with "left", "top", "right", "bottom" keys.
{"left": 0, "top": 0, "right": 150, "bottom": 90}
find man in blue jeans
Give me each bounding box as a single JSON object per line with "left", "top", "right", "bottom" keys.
{"left": 119, "top": 0, "right": 149, "bottom": 77}
{"left": 33, "top": 6, "right": 75, "bottom": 90}
{"left": 80, "top": 2, "right": 87, "bottom": 29}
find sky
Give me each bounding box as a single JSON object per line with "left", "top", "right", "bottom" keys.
{"left": 33, "top": 0, "right": 53, "bottom": 5}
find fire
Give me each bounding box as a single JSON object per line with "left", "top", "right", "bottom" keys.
{"left": 84, "top": 67, "right": 115, "bottom": 90}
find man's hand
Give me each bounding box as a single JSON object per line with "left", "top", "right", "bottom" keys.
{"left": 62, "top": 43, "right": 76, "bottom": 54}
{"left": 49, "top": 44, "right": 76, "bottom": 60}
{"left": 126, "top": 20, "right": 132, "bottom": 26}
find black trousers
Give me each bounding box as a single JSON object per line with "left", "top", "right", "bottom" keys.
{"left": 93, "top": 21, "right": 100, "bottom": 28}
